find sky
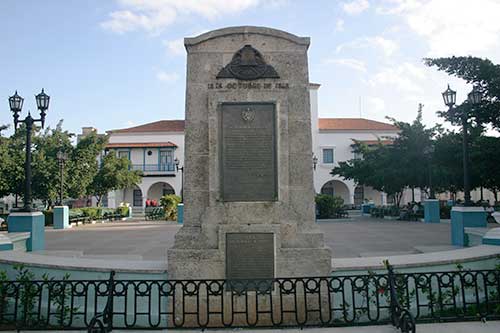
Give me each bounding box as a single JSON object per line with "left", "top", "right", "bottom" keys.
{"left": 1, "top": 0, "right": 500, "bottom": 137}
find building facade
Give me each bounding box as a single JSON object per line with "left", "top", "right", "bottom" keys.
{"left": 103, "top": 120, "right": 184, "bottom": 215}
{"left": 80, "top": 83, "right": 494, "bottom": 212}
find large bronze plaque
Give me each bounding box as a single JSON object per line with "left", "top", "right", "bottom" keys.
{"left": 226, "top": 233, "right": 274, "bottom": 280}
{"left": 220, "top": 103, "right": 277, "bottom": 201}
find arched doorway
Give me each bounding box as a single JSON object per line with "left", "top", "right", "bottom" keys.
{"left": 320, "top": 180, "right": 351, "bottom": 204}
{"left": 147, "top": 182, "right": 175, "bottom": 203}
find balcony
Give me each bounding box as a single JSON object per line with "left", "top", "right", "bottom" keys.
{"left": 131, "top": 163, "right": 176, "bottom": 175}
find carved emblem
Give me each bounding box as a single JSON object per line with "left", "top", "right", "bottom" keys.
{"left": 217, "top": 45, "right": 280, "bottom": 81}
{"left": 241, "top": 107, "right": 255, "bottom": 122}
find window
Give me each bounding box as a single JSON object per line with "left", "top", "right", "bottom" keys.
{"left": 322, "top": 148, "right": 334, "bottom": 164}
{"left": 133, "top": 189, "right": 142, "bottom": 207}
{"left": 118, "top": 150, "right": 129, "bottom": 160}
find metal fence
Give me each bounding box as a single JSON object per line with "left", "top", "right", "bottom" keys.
{"left": 0, "top": 267, "right": 498, "bottom": 332}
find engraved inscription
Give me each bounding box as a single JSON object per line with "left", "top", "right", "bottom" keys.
{"left": 226, "top": 233, "right": 274, "bottom": 281}
{"left": 221, "top": 103, "right": 277, "bottom": 201}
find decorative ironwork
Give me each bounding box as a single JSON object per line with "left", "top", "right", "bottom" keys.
{"left": 0, "top": 269, "right": 497, "bottom": 331}
{"left": 388, "top": 265, "right": 416, "bottom": 333}
{"left": 217, "top": 45, "right": 279, "bottom": 80}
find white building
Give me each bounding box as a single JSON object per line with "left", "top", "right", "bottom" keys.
{"left": 103, "top": 120, "right": 184, "bottom": 215}
{"left": 78, "top": 83, "right": 495, "bottom": 213}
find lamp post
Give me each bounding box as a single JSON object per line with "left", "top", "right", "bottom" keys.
{"left": 441, "top": 85, "right": 481, "bottom": 206}
{"left": 8, "top": 89, "right": 50, "bottom": 212}
{"left": 174, "top": 158, "right": 184, "bottom": 202}
{"left": 56, "top": 150, "right": 68, "bottom": 206}
{"left": 312, "top": 154, "right": 318, "bottom": 170}
{"left": 423, "top": 145, "right": 435, "bottom": 199}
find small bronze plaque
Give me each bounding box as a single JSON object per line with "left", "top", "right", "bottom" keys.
{"left": 226, "top": 233, "right": 274, "bottom": 281}
{"left": 220, "top": 103, "right": 277, "bottom": 201}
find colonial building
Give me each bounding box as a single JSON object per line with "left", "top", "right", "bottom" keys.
{"left": 73, "top": 83, "right": 494, "bottom": 213}
{"left": 103, "top": 120, "right": 184, "bottom": 215}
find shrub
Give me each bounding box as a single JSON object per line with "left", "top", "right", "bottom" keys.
{"left": 160, "top": 194, "right": 182, "bottom": 221}
{"left": 80, "top": 207, "right": 100, "bottom": 219}
{"left": 43, "top": 210, "right": 53, "bottom": 226}
{"left": 315, "top": 194, "right": 344, "bottom": 219}
{"left": 116, "top": 206, "right": 129, "bottom": 217}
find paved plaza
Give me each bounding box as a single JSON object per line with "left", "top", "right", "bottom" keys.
{"left": 39, "top": 216, "right": 461, "bottom": 261}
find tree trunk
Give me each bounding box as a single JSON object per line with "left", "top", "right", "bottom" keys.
{"left": 411, "top": 187, "right": 415, "bottom": 202}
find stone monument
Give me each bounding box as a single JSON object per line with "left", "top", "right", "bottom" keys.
{"left": 167, "top": 26, "right": 332, "bottom": 279}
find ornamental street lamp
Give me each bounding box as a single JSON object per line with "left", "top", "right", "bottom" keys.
{"left": 423, "top": 145, "right": 435, "bottom": 199}
{"left": 174, "top": 157, "right": 184, "bottom": 202}
{"left": 8, "top": 89, "right": 50, "bottom": 212}
{"left": 441, "top": 84, "right": 481, "bottom": 206}
{"left": 312, "top": 154, "right": 318, "bottom": 170}
{"left": 56, "top": 150, "right": 68, "bottom": 206}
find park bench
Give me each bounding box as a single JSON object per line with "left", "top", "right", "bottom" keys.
{"left": 145, "top": 207, "right": 164, "bottom": 220}
{"left": 335, "top": 209, "right": 349, "bottom": 218}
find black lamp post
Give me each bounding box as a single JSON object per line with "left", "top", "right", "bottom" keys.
{"left": 174, "top": 157, "right": 184, "bottom": 202}
{"left": 423, "top": 145, "right": 435, "bottom": 199}
{"left": 442, "top": 84, "right": 481, "bottom": 206}
{"left": 312, "top": 154, "right": 318, "bottom": 170}
{"left": 56, "top": 150, "right": 68, "bottom": 206}
{"left": 8, "top": 89, "right": 50, "bottom": 212}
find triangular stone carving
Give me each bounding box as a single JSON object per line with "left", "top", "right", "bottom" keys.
{"left": 217, "top": 45, "right": 280, "bottom": 80}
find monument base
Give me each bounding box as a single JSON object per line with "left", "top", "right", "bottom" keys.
{"left": 8, "top": 211, "right": 45, "bottom": 251}
{"left": 168, "top": 224, "right": 331, "bottom": 279}
{"left": 53, "top": 206, "right": 70, "bottom": 229}
{"left": 451, "top": 207, "right": 487, "bottom": 246}
{"left": 424, "top": 199, "right": 440, "bottom": 223}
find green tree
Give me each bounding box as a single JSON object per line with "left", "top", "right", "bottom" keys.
{"left": 386, "top": 106, "right": 436, "bottom": 200}
{"left": 66, "top": 132, "right": 107, "bottom": 200}
{"left": 424, "top": 56, "right": 500, "bottom": 128}
{"left": 31, "top": 121, "right": 74, "bottom": 206}
{"left": 89, "top": 153, "right": 142, "bottom": 206}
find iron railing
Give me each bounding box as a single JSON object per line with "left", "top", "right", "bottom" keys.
{"left": 0, "top": 268, "right": 497, "bottom": 331}
{"left": 130, "top": 164, "right": 175, "bottom": 172}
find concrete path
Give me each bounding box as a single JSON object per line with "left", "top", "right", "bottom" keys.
{"left": 8, "top": 321, "right": 500, "bottom": 332}
{"left": 39, "top": 217, "right": 462, "bottom": 261}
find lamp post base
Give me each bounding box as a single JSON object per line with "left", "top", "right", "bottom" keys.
{"left": 53, "top": 206, "right": 70, "bottom": 229}
{"left": 7, "top": 211, "right": 45, "bottom": 251}
{"left": 424, "top": 199, "right": 440, "bottom": 223}
{"left": 451, "top": 206, "right": 487, "bottom": 247}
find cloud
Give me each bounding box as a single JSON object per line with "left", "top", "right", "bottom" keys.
{"left": 378, "top": 0, "right": 500, "bottom": 58}
{"left": 163, "top": 38, "right": 184, "bottom": 55}
{"left": 102, "top": 0, "right": 260, "bottom": 34}
{"left": 342, "top": 0, "right": 370, "bottom": 15}
{"left": 335, "top": 19, "right": 345, "bottom": 32}
{"left": 156, "top": 71, "right": 179, "bottom": 83}
{"left": 325, "top": 58, "right": 367, "bottom": 72}
{"left": 336, "top": 36, "right": 399, "bottom": 57}
{"left": 368, "top": 62, "right": 426, "bottom": 94}
{"left": 366, "top": 97, "right": 385, "bottom": 113}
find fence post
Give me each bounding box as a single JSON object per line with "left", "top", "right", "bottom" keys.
{"left": 387, "top": 264, "right": 416, "bottom": 333}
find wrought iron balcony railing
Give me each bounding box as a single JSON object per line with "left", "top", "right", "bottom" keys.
{"left": 130, "top": 163, "right": 175, "bottom": 172}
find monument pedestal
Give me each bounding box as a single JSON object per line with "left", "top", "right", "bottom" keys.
{"left": 167, "top": 26, "right": 332, "bottom": 280}
{"left": 53, "top": 206, "right": 70, "bottom": 229}
{"left": 8, "top": 211, "right": 45, "bottom": 251}
{"left": 424, "top": 199, "right": 440, "bottom": 223}
{"left": 451, "top": 207, "right": 487, "bottom": 246}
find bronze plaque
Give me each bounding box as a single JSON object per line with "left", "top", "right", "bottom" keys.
{"left": 220, "top": 103, "right": 277, "bottom": 201}
{"left": 226, "top": 233, "right": 274, "bottom": 280}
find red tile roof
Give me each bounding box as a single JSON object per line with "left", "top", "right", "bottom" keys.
{"left": 108, "top": 120, "right": 185, "bottom": 133}
{"left": 319, "top": 118, "right": 398, "bottom": 131}
{"left": 107, "top": 118, "right": 397, "bottom": 134}
{"left": 106, "top": 142, "right": 177, "bottom": 148}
